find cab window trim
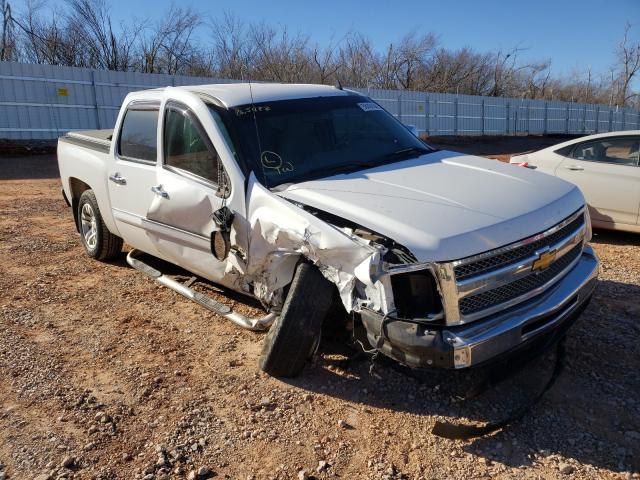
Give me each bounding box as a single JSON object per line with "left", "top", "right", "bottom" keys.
{"left": 116, "top": 100, "right": 161, "bottom": 165}
{"left": 161, "top": 101, "right": 231, "bottom": 197}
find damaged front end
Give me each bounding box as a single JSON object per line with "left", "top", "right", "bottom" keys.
{"left": 243, "top": 173, "right": 450, "bottom": 366}
{"left": 243, "top": 175, "right": 598, "bottom": 373}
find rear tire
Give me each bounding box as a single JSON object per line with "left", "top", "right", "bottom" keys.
{"left": 78, "top": 189, "right": 122, "bottom": 261}
{"left": 259, "top": 262, "right": 335, "bottom": 377}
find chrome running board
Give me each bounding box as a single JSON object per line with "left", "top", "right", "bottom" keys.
{"left": 126, "top": 249, "right": 276, "bottom": 331}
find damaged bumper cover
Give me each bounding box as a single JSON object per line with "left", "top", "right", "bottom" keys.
{"left": 361, "top": 246, "right": 598, "bottom": 369}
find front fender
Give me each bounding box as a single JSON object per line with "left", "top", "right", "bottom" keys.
{"left": 245, "top": 173, "right": 383, "bottom": 311}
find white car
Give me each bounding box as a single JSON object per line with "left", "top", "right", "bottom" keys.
{"left": 511, "top": 131, "right": 640, "bottom": 233}
{"left": 57, "top": 83, "right": 598, "bottom": 377}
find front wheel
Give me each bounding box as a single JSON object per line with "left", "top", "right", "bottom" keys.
{"left": 259, "top": 262, "right": 335, "bottom": 377}
{"left": 78, "top": 189, "right": 122, "bottom": 260}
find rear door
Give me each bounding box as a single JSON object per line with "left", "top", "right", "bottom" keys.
{"left": 145, "top": 100, "right": 235, "bottom": 283}
{"left": 556, "top": 136, "right": 640, "bottom": 226}
{"left": 108, "top": 101, "right": 163, "bottom": 256}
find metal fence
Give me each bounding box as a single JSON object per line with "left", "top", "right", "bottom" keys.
{"left": 1, "top": 60, "right": 639, "bottom": 140}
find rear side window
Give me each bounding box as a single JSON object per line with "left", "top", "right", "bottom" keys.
{"left": 118, "top": 106, "right": 159, "bottom": 162}
{"left": 571, "top": 137, "right": 640, "bottom": 166}
{"left": 164, "top": 106, "right": 221, "bottom": 185}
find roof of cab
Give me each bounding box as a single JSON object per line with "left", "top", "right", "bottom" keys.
{"left": 173, "top": 82, "right": 354, "bottom": 108}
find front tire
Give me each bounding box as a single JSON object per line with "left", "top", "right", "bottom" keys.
{"left": 78, "top": 189, "right": 122, "bottom": 260}
{"left": 259, "top": 262, "right": 335, "bottom": 377}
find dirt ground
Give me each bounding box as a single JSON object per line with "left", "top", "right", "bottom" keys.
{"left": 0, "top": 141, "right": 639, "bottom": 480}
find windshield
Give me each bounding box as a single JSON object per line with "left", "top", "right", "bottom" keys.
{"left": 211, "top": 95, "right": 434, "bottom": 188}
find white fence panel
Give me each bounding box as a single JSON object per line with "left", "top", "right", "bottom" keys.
{"left": 1, "top": 61, "right": 639, "bottom": 140}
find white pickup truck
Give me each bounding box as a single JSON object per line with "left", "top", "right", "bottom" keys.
{"left": 57, "top": 83, "right": 599, "bottom": 377}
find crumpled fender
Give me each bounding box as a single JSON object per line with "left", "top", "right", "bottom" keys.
{"left": 244, "top": 173, "right": 384, "bottom": 311}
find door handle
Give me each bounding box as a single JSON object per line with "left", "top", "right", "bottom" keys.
{"left": 108, "top": 173, "right": 126, "bottom": 185}
{"left": 151, "top": 185, "right": 169, "bottom": 198}
{"left": 565, "top": 165, "right": 584, "bottom": 171}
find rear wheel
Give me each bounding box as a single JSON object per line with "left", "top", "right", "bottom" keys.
{"left": 259, "top": 262, "right": 335, "bottom": 377}
{"left": 78, "top": 189, "right": 122, "bottom": 260}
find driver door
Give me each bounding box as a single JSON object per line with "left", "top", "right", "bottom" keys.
{"left": 145, "top": 101, "right": 233, "bottom": 283}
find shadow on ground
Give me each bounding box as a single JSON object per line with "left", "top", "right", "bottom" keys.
{"left": 275, "top": 276, "right": 640, "bottom": 474}
{"left": 0, "top": 154, "right": 60, "bottom": 180}
{"left": 113, "top": 224, "right": 640, "bottom": 475}
{"left": 591, "top": 227, "right": 640, "bottom": 247}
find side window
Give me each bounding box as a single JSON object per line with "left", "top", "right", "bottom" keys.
{"left": 164, "top": 107, "right": 221, "bottom": 185}
{"left": 118, "top": 106, "right": 159, "bottom": 162}
{"left": 571, "top": 137, "right": 640, "bottom": 166}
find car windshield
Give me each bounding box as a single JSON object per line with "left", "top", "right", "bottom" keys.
{"left": 210, "top": 95, "right": 434, "bottom": 188}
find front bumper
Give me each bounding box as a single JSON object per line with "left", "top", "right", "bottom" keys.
{"left": 361, "top": 245, "right": 599, "bottom": 369}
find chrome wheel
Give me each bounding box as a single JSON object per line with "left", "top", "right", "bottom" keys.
{"left": 80, "top": 202, "right": 98, "bottom": 250}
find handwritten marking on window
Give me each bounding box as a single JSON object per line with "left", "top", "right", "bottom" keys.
{"left": 234, "top": 105, "right": 272, "bottom": 116}
{"left": 260, "top": 151, "right": 294, "bottom": 175}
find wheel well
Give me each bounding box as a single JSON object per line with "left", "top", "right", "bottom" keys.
{"left": 68, "top": 177, "right": 91, "bottom": 232}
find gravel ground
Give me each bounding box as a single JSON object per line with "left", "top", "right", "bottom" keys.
{"left": 0, "top": 151, "right": 638, "bottom": 480}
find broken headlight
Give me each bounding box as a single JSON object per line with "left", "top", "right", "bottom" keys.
{"left": 390, "top": 270, "right": 443, "bottom": 321}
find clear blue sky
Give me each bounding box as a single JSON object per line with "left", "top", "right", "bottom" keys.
{"left": 18, "top": 0, "right": 640, "bottom": 80}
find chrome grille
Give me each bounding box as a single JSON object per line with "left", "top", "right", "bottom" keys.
{"left": 434, "top": 208, "right": 588, "bottom": 325}
{"left": 458, "top": 243, "right": 583, "bottom": 315}
{"left": 454, "top": 213, "right": 585, "bottom": 281}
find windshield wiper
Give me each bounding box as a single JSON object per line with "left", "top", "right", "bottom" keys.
{"left": 383, "top": 146, "right": 432, "bottom": 160}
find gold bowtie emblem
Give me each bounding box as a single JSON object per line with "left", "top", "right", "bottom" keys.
{"left": 532, "top": 249, "right": 557, "bottom": 272}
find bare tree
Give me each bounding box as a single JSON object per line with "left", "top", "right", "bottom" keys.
{"left": 153, "top": 6, "right": 201, "bottom": 74}
{"left": 16, "top": 0, "right": 81, "bottom": 66}
{"left": 310, "top": 36, "right": 341, "bottom": 85}
{"left": 393, "top": 31, "right": 437, "bottom": 89}
{"left": 1, "top": 0, "right": 17, "bottom": 61}
{"left": 613, "top": 22, "right": 640, "bottom": 106}
{"left": 4, "top": 4, "right": 637, "bottom": 108}
{"left": 337, "top": 32, "right": 375, "bottom": 88}
{"left": 248, "top": 22, "right": 311, "bottom": 83}
{"left": 65, "top": 0, "right": 140, "bottom": 70}
{"left": 210, "top": 12, "right": 252, "bottom": 79}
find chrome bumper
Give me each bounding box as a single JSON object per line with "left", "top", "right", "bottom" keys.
{"left": 361, "top": 245, "right": 599, "bottom": 369}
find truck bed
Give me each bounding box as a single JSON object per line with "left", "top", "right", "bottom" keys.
{"left": 60, "top": 129, "right": 114, "bottom": 153}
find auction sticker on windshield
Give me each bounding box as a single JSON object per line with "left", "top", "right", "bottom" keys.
{"left": 357, "top": 102, "right": 383, "bottom": 112}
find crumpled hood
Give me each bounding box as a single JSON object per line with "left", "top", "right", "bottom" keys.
{"left": 276, "top": 150, "right": 585, "bottom": 262}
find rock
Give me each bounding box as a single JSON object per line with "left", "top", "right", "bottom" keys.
{"left": 317, "top": 460, "right": 329, "bottom": 473}
{"left": 33, "top": 475, "right": 51, "bottom": 480}
{"left": 122, "top": 453, "right": 133, "bottom": 461}
{"left": 338, "top": 419, "right": 348, "bottom": 429}
{"left": 298, "top": 470, "right": 309, "bottom": 480}
{"left": 187, "top": 471, "right": 197, "bottom": 480}
{"left": 197, "top": 466, "right": 212, "bottom": 477}
{"left": 559, "top": 463, "right": 574, "bottom": 475}
{"left": 61, "top": 456, "right": 76, "bottom": 469}
{"left": 99, "top": 414, "right": 112, "bottom": 424}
